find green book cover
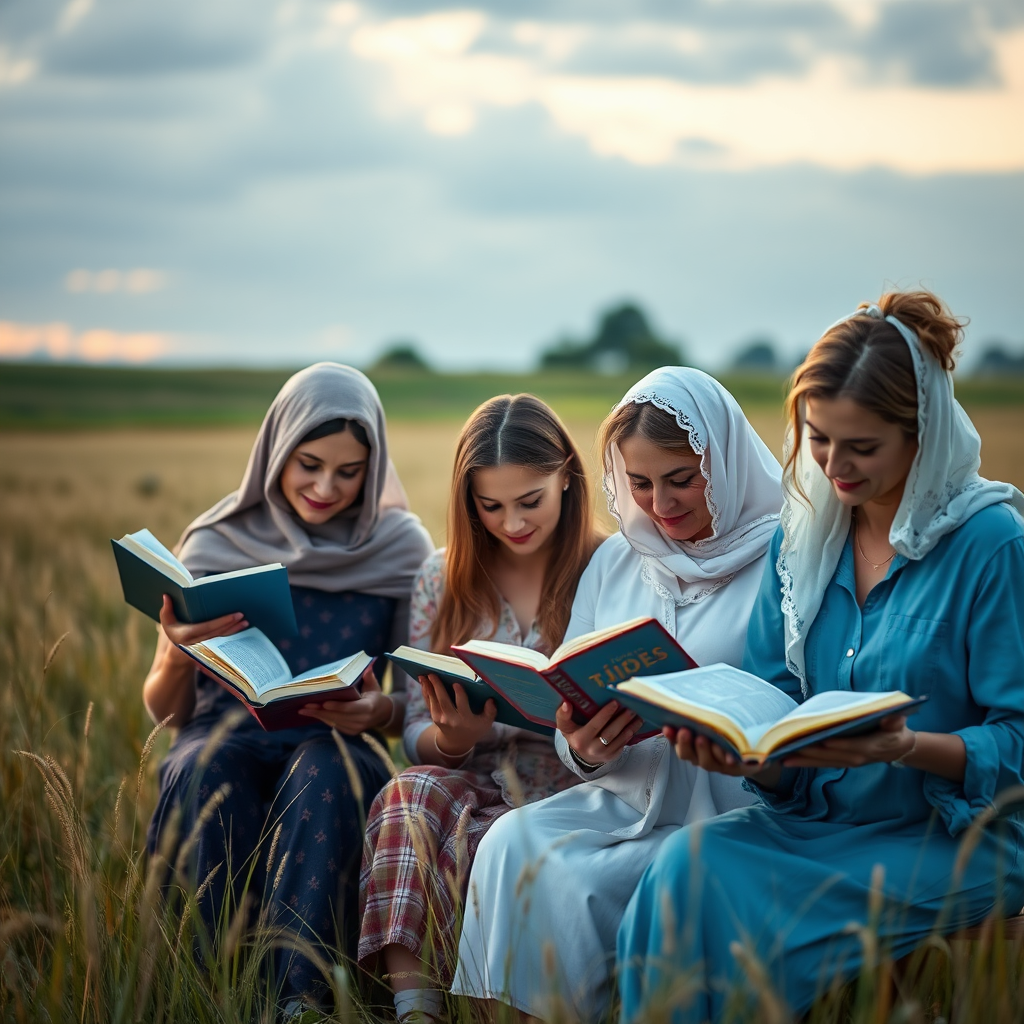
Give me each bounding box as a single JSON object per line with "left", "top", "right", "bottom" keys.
{"left": 112, "top": 537, "right": 298, "bottom": 637}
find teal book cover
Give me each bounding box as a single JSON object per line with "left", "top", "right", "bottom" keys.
{"left": 112, "top": 541, "right": 298, "bottom": 637}
{"left": 386, "top": 652, "right": 555, "bottom": 735}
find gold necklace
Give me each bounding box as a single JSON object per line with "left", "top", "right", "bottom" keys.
{"left": 854, "top": 517, "right": 896, "bottom": 571}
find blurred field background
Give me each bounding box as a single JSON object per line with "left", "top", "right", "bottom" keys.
{"left": 2, "top": 366, "right": 1024, "bottom": 1022}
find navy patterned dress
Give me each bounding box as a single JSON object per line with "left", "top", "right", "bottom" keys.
{"left": 148, "top": 585, "right": 395, "bottom": 1003}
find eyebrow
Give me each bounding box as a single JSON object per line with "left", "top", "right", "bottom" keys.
{"left": 804, "top": 420, "right": 880, "bottom": 444}
{"left": 475, "top": 487, "right": 545, "bottom": 503}
{"left": 626, "top": 465, "right": 698, "bottom": 480}
{"left": 298, "top": 450, "right": 368, "bottom": 468}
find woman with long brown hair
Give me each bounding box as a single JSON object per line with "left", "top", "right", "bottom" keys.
{"left": 357, "top": 393, "right": 602, "bottom": 1024}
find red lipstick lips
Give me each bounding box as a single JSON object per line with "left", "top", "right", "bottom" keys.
{"left": 505, "top": 530, "right": 536, "bottom": 545}
{"left": 302, "top": 494, "right": 335, "bottom": 510}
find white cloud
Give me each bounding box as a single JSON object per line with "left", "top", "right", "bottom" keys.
{"left": 0, "top": 322, "right": 170, "bottom": 362}
{"left": 346, "top": 11, "right": 1024, "bottom": 174}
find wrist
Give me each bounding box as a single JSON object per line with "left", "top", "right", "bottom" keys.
{"left": 377, "top": 694, "right": 399, "bottom": 731}
{"left": 890, "top": 730, "right": 918, "bottom": 769}
{"left": 570, "top": 747, "right": 604, "bottom": 772}
{"left": 434, "top": 730, "right": 475, "bottom": 763}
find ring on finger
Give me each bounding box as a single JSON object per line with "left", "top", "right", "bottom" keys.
{"left": 598, "top": 734, "right": 611, "bottom": 747}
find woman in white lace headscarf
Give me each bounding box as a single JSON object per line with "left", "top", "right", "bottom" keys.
{"left": 619, "top": 292, "right": 1024, "bottom": 1024}
{"left": 449, "top": 366, "right": 783, "bottom": 1021}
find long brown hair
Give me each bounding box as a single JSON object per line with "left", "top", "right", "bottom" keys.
{"left": 432, "top": 394, "right": 601, "bottom": 654}
{"left": 784, "top": 290, "right": 964, "bottom": 489}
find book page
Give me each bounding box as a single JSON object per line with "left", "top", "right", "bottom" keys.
{"left": 390, "top": 645, "right": 476, "bottom": 681}
{"left": 753, "top": 690, "right": 914, "bottom": 752}
{"left": 454, "top": 640, "right": 552, "bottom": 671}
{"left": 196, "top": 563, "right": 285, "bottom": 585}
{"left": 201, "top": 629, "right": 291, "bottom": 695}
{"left": 551, "top": 617, "right": 651, "bottom": 662}
{"left": 620, "top": 665, "right": 799, "bottom": 736}
{"left": 291, "top": 651, "right": 365, "bottom": 684}
{"left": 121, "top": 529, "right": 193, "bottom": 587}
{"left": 779, "top": 690, "right": 904, "bottom": 722}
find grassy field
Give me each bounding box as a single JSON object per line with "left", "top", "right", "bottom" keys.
{"left": 2, "top": 394, "right": 1024, "bottom": 1022}
{"left": 4, "top": 362, "right": 1024, "bottom": 430}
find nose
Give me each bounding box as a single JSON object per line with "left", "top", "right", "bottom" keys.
{"left": 651, "top": 483, "right": 677, "bottom": 517}
{"left": 824, "top": 446, "right": 848, "bottom": 480}
{"left": 311, "top": 472, "right": 337, "bottom": 499}
{"left": 503, "top": 508, "right": 526, "bottom": 533}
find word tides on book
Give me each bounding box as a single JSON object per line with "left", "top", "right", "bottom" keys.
{"left": 588, "top": 645, "right": 672, "bottom": 688}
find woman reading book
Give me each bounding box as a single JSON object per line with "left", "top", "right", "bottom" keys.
{"left": 450, "top": 367, "right": 784, "bottom": 1021}
{"left": 619, "top": 292, "right": 1024, "bottom": 1022}
{"left": 357, "top": 394, "right": 603, "bottom": 1024}
{"left": 142, "top": 362, "right": 433, "bottom": 1015}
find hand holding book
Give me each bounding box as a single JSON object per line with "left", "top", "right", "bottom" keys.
{"left": 297, "top": 662, "right": 398, "bottom": 736}
{"left": 419, "top": 674, "right": 500, "bottom": 761}
{"left": 557, "top": 699, "right": 644, "bottom": 769}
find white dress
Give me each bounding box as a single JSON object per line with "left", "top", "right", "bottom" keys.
{"left": 450, "top": 533, "right": 765, "bottom": 1019}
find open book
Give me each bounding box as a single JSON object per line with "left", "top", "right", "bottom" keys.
{"left": 613, "top": 664, "right": 927, "bottom": 765}
{"left": 390, "top": 617, "right": 695, "bottom": 735}
{"left": 180, "top": 627, "right": 371, "bottom": 731}
{"left": 112, "top": 528, "right": 297, "bottom": 637}
{"left": 386, "top": 647, "right": 554, "bottom": 735}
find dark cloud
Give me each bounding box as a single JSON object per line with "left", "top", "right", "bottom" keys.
{"left": 860, "top": 1, "right": 1002, "bottom": 87}
{"left": 41, "top": 0, "right": 271, "bottom": 78}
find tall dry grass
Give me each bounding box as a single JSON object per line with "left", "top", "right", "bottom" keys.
{"left": 2, "top": 419, "right": 1024, "bottom": 1022}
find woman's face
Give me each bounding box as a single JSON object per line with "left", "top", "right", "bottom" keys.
{"left": 804, "top": 395, "right": 918, "bottom": 510}
{"left": 279, "top": 428, "right": 371, "bottom": 524}
{"left": 470, "top": 463, "right": 567, "bottom": 558}
{"left": 618, "top": 435, "right": 713, "bottom": 542}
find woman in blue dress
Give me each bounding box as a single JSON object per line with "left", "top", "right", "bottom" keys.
{"left": 617, "top": 291, "right": 1024, "bottom": 1022}
{"left": 142, "top": 362, "right": 433, "bottom": 1014}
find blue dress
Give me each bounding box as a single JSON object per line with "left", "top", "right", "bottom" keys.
{"left": 148, "top": 585, "right": 395, "bottom": 1003}
{"left": 617, "top": 504, "right": 1024, "bottom": 1022}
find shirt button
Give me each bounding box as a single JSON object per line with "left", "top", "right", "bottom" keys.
{"left": 846, "top": 648, "right": 855, "bottom": 657}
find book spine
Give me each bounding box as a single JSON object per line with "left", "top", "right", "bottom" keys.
{"left": 542, "top": 666, "right": 599, "bottom": 722}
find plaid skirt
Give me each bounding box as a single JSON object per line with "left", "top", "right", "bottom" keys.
{"left": 357, "top": 764, "right": 514, "bottom": 986}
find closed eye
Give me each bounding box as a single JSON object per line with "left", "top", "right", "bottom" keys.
{"left": 521, "top": 497, "right": 542, "bottom": 509}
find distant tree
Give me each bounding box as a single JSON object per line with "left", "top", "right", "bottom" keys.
{"left": 539, "top": 302, "right": 682, "bottom": 373}
{"left": 372, "top": 342, "right": 432, "bottom": 372}
{"left": 974, "top": 342, "right": 1024, "bottom": 376}
{"left": 731, "top": 338, "right": 781, "bottom": 374}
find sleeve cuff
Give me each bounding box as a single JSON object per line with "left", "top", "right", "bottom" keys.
{"left": 922, "top": 726, "right": 1001, "bottom": 837}
{"left": 743, "top": 766, "right": 809, "bottom": 813}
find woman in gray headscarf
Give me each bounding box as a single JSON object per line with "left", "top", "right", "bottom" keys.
{"left": 142, "top": 363, "right": 433, "bottom": 1015}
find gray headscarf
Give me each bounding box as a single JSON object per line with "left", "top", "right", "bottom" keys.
{"left": 177, "top": 362, "right": 434, "bottom": 599}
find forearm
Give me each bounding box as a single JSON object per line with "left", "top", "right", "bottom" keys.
{"left": 142, "top": 646, "right": 198, "bottom": 726}
{"left": 899, "top": 731, "right": 966, "bottom": 782}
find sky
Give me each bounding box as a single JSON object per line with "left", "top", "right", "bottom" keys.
{"left": 1, "top": 0, "right": 1022, "bottom": 371}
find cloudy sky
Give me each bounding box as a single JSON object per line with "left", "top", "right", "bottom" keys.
{"left": 1, "top": 0, "right": 1022, "bottom": 369}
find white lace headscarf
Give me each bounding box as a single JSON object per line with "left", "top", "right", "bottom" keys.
{"left": 780, "top": 304, "right": 1024, "bottom": 695}
{"left": 606, "top": 366, "right": 783, "bottom": 606}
